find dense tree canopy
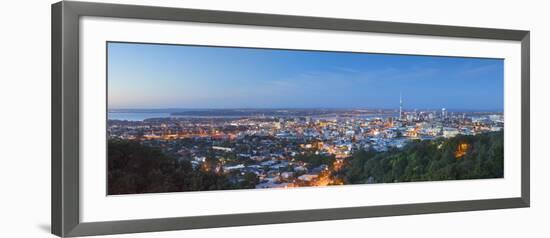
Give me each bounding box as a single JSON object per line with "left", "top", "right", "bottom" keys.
{"left": 344, "top": 131, "right": 504, "bottom": 184}
{"left": 108, "top": 139, "right": 230, "bottom": 194}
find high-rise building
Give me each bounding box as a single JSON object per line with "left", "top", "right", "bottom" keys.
{"left": 399, "top": 92, "right": 403, "bottom": 120}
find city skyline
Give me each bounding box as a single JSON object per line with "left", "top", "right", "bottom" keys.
{"left": 108, "top": 42, "right": 504, "bottom": 111}
{"left": 107, "top": 42, "right": 505, "bottom": 194}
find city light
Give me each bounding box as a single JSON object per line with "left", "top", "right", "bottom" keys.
{"left": 108, "top": 96, "right": 503, "bottom": 190}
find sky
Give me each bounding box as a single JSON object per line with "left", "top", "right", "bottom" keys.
{"left": 107, "top": 42, "right": 504, "bottom": 111}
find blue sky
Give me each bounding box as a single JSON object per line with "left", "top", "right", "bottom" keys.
{"left": 108, "top": 42, "right": 504, "bottom": 111}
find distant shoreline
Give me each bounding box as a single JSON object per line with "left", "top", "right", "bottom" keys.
{"left": 108, "top": 108, "right": 504, "bottom": 113}
{"left": 108, "top": 108, "right": 503, "bottom": 122}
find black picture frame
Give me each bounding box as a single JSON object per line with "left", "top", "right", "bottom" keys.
{"left": 51, "top": 1, "right": 530, "bottom": 237}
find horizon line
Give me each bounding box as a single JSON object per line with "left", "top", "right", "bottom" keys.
{"left": 108, "top": 107, "right": 504, "bottom": 112}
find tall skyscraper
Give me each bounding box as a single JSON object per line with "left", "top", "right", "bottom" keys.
{"left": 399, "top": 92, "right": 403, "bottom": 120}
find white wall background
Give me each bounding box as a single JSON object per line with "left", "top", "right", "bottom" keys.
{"left": 0, "top": 0, "right": 547, "bottom": 237}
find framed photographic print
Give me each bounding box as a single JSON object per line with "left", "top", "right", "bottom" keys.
{"left": 52, "top": 1, "right": 530, "bottom": 237}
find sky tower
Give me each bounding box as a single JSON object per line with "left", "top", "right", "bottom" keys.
{"left": 399, "top": 91, "right": 403, "bottom": 120}
{"left": 399, "top": 92, "right": 403, "bottom": 120}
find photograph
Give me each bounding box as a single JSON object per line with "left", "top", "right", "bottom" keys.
{"left": 107, "top": 42, "right": 505, "bottom": 195}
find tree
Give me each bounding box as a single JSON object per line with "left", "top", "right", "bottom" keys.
{"left": 344, "top": 131, "right": 504, "bottom": 184}
{"left": 108, "top": 139, "right": 234, "bottom": 195}
{"left": 240, "top": 172, "right": 259, "bottom": 188}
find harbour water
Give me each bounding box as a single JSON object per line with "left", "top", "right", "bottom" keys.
{"left": 108, "top": 112, "right": 171, "bottom": 121}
